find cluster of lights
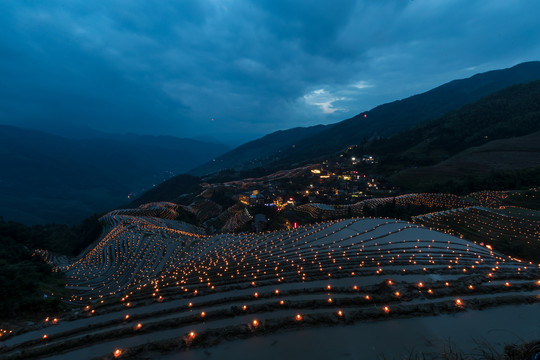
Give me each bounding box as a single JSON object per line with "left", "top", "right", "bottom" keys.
{"left": 23, "top": 197, "right": 538, "bottom": 359}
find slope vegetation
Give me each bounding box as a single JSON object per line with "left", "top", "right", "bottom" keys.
{"left": 391, "top": 131, "right": 540, "bottom": 186}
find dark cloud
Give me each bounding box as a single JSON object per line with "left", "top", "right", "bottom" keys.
{"left": 1, "top": 0, "right": 539, "bottom": 144}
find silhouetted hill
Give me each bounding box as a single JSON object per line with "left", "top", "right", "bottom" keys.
{"left": 276, "top": 61, "right": 540, "bottom": 166}
{"left": 0, "top": 126, "right": 229, "bottom": 225}
{"left": 370, "top": 79, "right": 540, "bottom": 187}
{"left": 189, "top": 125, "right": 327, "bottom": 175}
{"left": 194, "top": 61, "right": 540, "bottom": 173}
{"left": 128, "top": 174, "right": 202, "bottom": 207}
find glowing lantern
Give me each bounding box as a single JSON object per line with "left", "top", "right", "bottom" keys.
{"left": 295, "top": 314, "right": 302, "bottom": 321}
{"left": 383, "top": 306, "right": 390, "bottom": 313}
{"left": 337, "top": 310, "right": 343, "bottom": 317}
{"left": 189, "top": 331, "right": 196, "bottom": 339}
{"left": 455, "top": 299, "right": 463, "bottom": 306}
{"left": 114, "top": 349, "right": 122, "bottom": 358}
{"left": 201, "top": 312, "right": 206, "bottom": 317}
{"left": 252, "top": 319, "right": 259, "bottom": 327}
{"left": 135, "top": 323, "right": 142, "bottom": 330}
{"left": 42, "top": 334, "right": 48, "bottom": 339}
{"left": 280, "top": 300, "right": 284, "bottom": 305}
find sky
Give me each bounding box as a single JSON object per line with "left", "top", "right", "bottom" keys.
{"left": 1, "top": 0, "right": 540, "bottom": 145}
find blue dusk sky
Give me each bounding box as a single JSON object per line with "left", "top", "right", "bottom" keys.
{"left": 1, "top": 0, "right": 540, "bottom": 144}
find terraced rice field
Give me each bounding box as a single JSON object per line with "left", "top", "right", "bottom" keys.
{"left": 1, "top": 203, "right": 538, "bottom": 359}
{"left": 414, "top": 206, "right": 540, "bottom": 263}
{"left": 297, "top": 192, "right": 470, "bottom": 219}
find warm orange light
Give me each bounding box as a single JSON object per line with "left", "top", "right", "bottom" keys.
{"left": 365, "top": 295, "right": 370, "bottom": 300}
{"left": 295, "top": 314, "right": 302, "bottom": 321}
{"left": 326, "top": 285, "right": 331, "bottom": 290}
{"left": 417, "top": 282, "right": 424, "bottom": 288}
{"left": 254, "top": 292, "right": 259, "bottom": 298}
{"left": 337, "top": 310, "right": 343, "bottom": 317}
{"left": 468, "top": 285, "right": 474, "bottom": 290}
{"left": 242, "top": 305, "right": 247, "bottom": 310}
{"left": 383, "top": 306, "right": 390, "bottom": 313}
{"left": 135, "top": 323, "right": 142, "bottom": 329}
{"left": 394, "top": 291, "right": 400, "bottom": 297}
{"left": 505, "top": 282, "right": 510, "bottom": 287}
{"left": 188, "top": 302, "right": 193, "bottom": 307}
{"left": 445, "top": 282, "right": 449, "bottom": 286}
{"left": 455, "top": 299, "right": 463, "bottom": 306}
{"left": 201, "top": 312, "right": 206, "bottom": 317}
{"left": 114, "top": 349, "right": 122, "bottom": 358}
{"left": 42, "top": 334, "right": 48, "bottom": 339}
{"left": 252, "top": 319, "right": 259, "bottom": 327}
{"left": 427, "top": 289, "right": 433, "bottom": 294}
{"left": 124, "top": 315, "right": 130, "bottom": 320}
{"left": 387, "top": 280, "right": 393, "bottom": 285}
{"left": 189, "top": 331, "right": 196, "bottom": 339}
{"left": 328, "top": 298, "right": 333, "bottom": 303}
{"left": 275, "top": 289, "right": 279, "bottom": 294}
{"left": 353, "top": 285, "right": 358, "bottom": 290}
{"left": 280, "top": 300, "right": 284, "bottom": 305}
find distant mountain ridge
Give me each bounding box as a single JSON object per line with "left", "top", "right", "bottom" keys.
{"left": 192, "top": 61, "right": 540, "bottom": 174}
{"left": 0, "top": 126, "right": 230, "bottom": 225}
{"left": 190, "top": 125, "right": 327, "bottom": 175}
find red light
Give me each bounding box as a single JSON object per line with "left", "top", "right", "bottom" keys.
{"left": 294, "top": 222, "right": 298, "bottom": 229}
{"left": 364, "top": 114, "right": 367, "bottom": 118}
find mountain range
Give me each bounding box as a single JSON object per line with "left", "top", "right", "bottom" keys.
{"left": 0, "top": 127, "right": 229, "bottom": 224}
{"left": 191, "top": 61, "right": 540, "bottom": 175}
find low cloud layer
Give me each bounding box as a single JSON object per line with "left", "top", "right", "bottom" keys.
{"left": 1, "top": 0, "right": 539, "bottom": 144}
